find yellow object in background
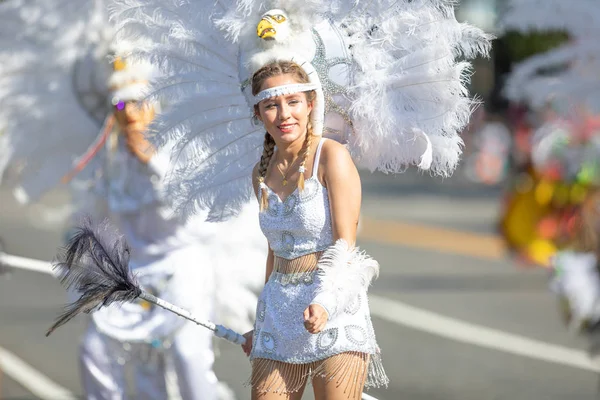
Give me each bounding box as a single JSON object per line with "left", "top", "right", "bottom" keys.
{"left": 534, "top": 179, "right": 555, "bottom": 206}
{"left": 500, "top": 170, "right": 571, "bottom": 267}
{"left": 570, "top": 184, "right": 588, "bottom": 204}
{"left": 501, "top": 173, "right": 551, "bottom": 252}
{"left": 553, "top": 184, "right": 570, "bottom": 207}
{"left": 527, "top": 238, "right": 556, "bottom": 267}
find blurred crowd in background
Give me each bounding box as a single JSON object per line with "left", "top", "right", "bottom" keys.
{"left": 452, "top": 1, "right": 600, "bottom": 278}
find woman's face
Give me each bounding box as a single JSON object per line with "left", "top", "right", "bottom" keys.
{"left": 114, "top": 100, "right": 155, "bottom": 133}
{"left": 256, "top": 74, "right": 313, "bottom": 145}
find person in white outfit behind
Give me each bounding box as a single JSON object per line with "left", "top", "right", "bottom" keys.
{"left": 76, "top": 54, "right": 264, "bottom": 400}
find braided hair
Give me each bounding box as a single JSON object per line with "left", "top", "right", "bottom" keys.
{"left": 257, "top": 132, "right": 276, "bottom": 210}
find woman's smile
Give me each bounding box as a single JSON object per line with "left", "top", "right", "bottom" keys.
{"left": 278, "top": 123, "right": 297, "bottom": 133}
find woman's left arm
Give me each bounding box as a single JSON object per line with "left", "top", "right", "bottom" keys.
{"left": 321, "top": 140, "right": 362, "bottom": 244}
{"left": 304, "top": 141, "right": 363, "bottom": 334}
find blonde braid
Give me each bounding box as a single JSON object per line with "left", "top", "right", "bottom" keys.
{"left": 297, "top": 122, "right": 314, "bottom": 192}
{"left": 258, "top": 132, "right": 276, "bottom": 211}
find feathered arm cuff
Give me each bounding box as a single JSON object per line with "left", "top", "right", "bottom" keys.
{"left": 310, "top": 239, "right": 379, "bottom": 319}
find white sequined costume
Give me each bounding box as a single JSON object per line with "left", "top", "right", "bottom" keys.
{"left": 249, "top": 139, "right": 387, "bottom": 392}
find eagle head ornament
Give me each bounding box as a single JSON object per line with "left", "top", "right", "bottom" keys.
{"left": 256, "top": 9, "right": 290, "bottom": 41}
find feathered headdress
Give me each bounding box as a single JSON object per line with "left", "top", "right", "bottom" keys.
{"left": 107, "top": 51, "right": 159, "bottom": 106}
{"left": 110, "top": 0, "right": 492, "bottom": 220}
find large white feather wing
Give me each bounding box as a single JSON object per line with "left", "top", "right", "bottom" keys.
{"left": 111, "top": 0, "right": 259, "bottom": 221}
{"left": 0, "top": 0, "right": 112, "bottom": 202}
{"left": 336, "top": 0, "right": 492, "bottom": 175}
{"left": 500, "top": 0, "right": 600, "bottom": 111}
{"left": 111, "top": 0, "right": 491, "bottom": 220}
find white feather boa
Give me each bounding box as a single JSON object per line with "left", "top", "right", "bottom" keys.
{"left": 311, "top": 239, "right": 379, "bottom": 318}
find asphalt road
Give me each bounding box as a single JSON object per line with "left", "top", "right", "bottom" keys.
{"left": 1, "top": 171, "right": 598, "bottom": 400}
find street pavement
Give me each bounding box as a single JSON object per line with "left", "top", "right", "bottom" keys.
{"left": 0, "top": 170, "right": 598, "bottom": 399}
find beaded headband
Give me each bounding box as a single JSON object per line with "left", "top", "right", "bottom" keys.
{"left": 253, "top": 83, "right": 320, "bottom": 104}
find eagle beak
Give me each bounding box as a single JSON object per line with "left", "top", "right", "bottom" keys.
{"left": 257, "top": 18, "right": 276, "bottom": 40}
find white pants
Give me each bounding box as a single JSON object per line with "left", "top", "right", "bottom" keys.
{"left": 79, "top": 320, "right": 218, "bottom": 400}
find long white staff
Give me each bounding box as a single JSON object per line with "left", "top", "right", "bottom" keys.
{"left": 0, "top": 251, "right": 54, "bottom": 275}
{"left": 43, "top": 217, "right": 246, "bottom": 346}
{"left": 0, "top": 240, "right": 244, "bottom": 344}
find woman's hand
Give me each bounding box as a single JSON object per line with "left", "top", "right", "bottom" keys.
{"left": 241, "top": 330, "right": 254, "bottom": 357}
{"left": 303, "top": 304, "right": 328, "bottom": 334}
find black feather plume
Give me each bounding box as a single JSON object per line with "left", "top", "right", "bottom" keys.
{"left": 46, "top": 216, "right": 141, "bottom": 336}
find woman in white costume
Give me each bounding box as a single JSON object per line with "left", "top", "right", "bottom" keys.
{"left": 110, "top": 0, "right": 491, "bottom": 397}
{"left": 240, "top": 60, "right": 385, "bottom": 398}
{"left": 76, "top": 55, "right": 224, "bottom": 400}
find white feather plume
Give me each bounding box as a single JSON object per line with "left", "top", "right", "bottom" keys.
{"left": 311, "top": 239, "right": 379, "bottom": 318}
{"left": 500, "top": 0, "right": 600, "bottom": 112}
{"left": 110, "top": 0, "right": 491, "bottom": 220}
{"left": 0, "top": 0, "right": 267, "bottom": 345}
{"left": 0, "top": 0, "right": 113, "bottom": 202}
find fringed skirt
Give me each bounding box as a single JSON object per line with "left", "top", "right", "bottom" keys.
{"left": 248, "top": 252, "right": 388, "bottom": 396}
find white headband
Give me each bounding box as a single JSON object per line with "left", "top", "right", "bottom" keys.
{"left": 254, "top": 83, "right": 320, "bottom": 104}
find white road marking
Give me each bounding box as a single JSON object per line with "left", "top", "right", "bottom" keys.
{"left": 361, "top": 394, "right": 380, "bottom": 400}
{"left": 369, "top": 294, "right": 600, "bottom": 373}
{"left": 0, "top": 346, "right": 77, "bottom": 399}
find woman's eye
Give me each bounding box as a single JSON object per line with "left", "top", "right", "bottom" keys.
{"left": 265, "top": 104, "right": 276, "bottom": 109}
{"left": 289, "top": 100, "right": 299, "bottom": 105}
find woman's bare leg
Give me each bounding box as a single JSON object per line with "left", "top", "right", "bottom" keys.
{"left": 252, "top": 387, "right": 306, "bottom": 400}
{"left": 312, "top": 352, "right": 368, "bottom": 400}
{"left": 251, "top": 360, "right": 308, "bottom": 400}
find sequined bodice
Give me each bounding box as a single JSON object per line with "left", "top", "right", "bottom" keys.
{"left": 259, "top": 139, "right": 333, "bottom": 260}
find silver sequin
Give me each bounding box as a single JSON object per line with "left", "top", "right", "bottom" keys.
{"left": 345, "top": 293, "right": 361, "bottom": 315}
{"left": 281, "top": 231, "right": 296, "bottom": 253}
{"left": 345, "top": 325, "right": 368, "bottom": 346}
{"left": 311, "top": 29, "right": 353, "bottom": 126}
{"left": 317, "top": 328, "right": 339, "bottom": 351}
{"left": 257, "top": 300, "right": 266, "bottom": 322}
{"left": 283, "top": 194, "right": 298, "bottom": 215}
{"left": 298, "top": 177, "right": 319, "bottom": 202}
{"left": 261, "top": 332, "right": 278, "bottom": 353}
